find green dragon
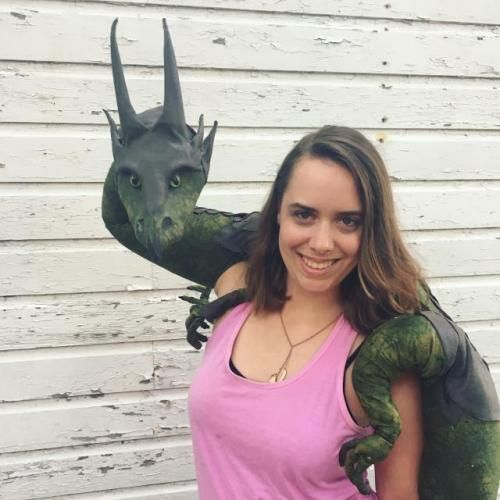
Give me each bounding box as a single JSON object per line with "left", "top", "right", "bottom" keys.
{"left": 102, "top": 20, "right": 500, "bottom": 498}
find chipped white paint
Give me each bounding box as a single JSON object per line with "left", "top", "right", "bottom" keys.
{"left": 0, "top": 0, "right": 499, "bottom": 498}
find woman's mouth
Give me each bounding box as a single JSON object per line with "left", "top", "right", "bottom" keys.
{"left": 300, "top": 254, "right": 339, "bottom": 270}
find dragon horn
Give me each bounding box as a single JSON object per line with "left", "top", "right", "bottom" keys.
{"left": 193, "top": 114, "right": 204, "bottom": 149}
{"left": 110, "top": 19, "right": 147, "bottom": 144}
{"left": 103, "top": 109, "right": 122, "bottom": 159}
{"left": 155, "top": 18, "right": 188, "bottom": 136}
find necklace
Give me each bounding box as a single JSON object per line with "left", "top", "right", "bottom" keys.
{"left": 268, "top": 310, "right": 342, "bottom": 383}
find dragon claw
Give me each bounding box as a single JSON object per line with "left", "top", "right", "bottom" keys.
{"left": 339, "top": 435, "right": 392, "bottom": 495}
{"left": 179, "top": 286, "right": 213, "bottom": 349}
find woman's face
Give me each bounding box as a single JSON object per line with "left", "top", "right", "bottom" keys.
{"left": 277, "top": 155, "right": 363, "bottom": 299}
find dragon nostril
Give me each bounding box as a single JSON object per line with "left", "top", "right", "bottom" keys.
{"left": 136, "top": 219, "right": 144, "bottom": 233}
{"left": 162, "top": 217, "right": 173, "bottom": 230}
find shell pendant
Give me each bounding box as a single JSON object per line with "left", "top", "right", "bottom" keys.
{"left": 268, "top": 366, "right": 287, "bottom": 383}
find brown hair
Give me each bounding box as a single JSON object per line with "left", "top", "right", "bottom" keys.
{"left": 246, "top": 125, "right": 423, "bottom": 334}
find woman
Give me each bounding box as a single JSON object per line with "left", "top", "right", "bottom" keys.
{"left": 188, "top": 125, "right": 423, "bottom": 499}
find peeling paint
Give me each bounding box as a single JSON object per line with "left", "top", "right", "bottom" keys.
{"left": 10, "top": 11, "right": 27, "bottom": 20}
{"left": 314, "top": 37, "right": 350, "bottom": 46}
{"left": 97, "top": 466, "right": 115, "bottom": 474}
{"left": 51, "top": 392, "right": 71, "bottom": 400}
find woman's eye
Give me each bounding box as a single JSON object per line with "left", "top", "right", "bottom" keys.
{"left": 129, "top": 175, "right": 141, "bottom": 189}
{"left": 339, "top": 216, "right": 361, "bottom": 229}
{"left": 169, "top": 174, "right": 181, "bottom": 189}
{"left": 293, "top": 210, "right": 313, "bottom": 222}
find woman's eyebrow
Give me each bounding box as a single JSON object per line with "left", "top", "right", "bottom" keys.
{"left": 288, "top": 202, "right": 316, "bottom": 212}
{"left": 289, "top": 203, "right": 363, "bottom": 216}
{"left": 339, "top": 210, "right": 363, "bottom": 216}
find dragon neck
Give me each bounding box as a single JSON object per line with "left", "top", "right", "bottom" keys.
{"left": 161, "top": 209, "right": 244, "bottom": 288}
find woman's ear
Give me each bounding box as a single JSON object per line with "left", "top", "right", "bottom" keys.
{"left": 277, "top": 213, "right": 281, "bottom": 225}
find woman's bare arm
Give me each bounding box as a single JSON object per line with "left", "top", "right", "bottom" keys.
{"left": 212, "top": 262, "right": 249, "bottom": 326}
{"left": 374, "top": 373, "right": 423, "bottom": 500}
{"left": 214, "top": 262, "right": 248, "bottom": 297}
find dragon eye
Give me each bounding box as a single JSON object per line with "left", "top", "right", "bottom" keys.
{"left": 169, "top": 174, "right": 181, "bottom": 189}
{"left": 129, "top": 175, "right": 141, "bottom": 189}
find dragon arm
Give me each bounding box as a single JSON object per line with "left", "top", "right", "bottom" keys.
{"left": 339, "top": 314, "right": 445, "bottom": 494}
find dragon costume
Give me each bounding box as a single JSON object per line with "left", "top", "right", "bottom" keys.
{"left": 101, "top": 20, "right": 500, "bottom": 498}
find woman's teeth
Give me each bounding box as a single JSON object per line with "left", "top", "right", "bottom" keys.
{"left": 301, "top": 255, "right": 336, "bottom": 270}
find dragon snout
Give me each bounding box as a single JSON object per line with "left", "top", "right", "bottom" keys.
{"left": 136, "top": 216, "right": 172, "bottom": 233}
{"left": 162, "top": 216, "right": 173, "bottom": 230}
{"left": 133, "top": 213, "right": 184, "bottom": 262}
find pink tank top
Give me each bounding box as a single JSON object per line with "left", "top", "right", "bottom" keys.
{"left": 188, "top": 302, "right": 378, "bottom": 499}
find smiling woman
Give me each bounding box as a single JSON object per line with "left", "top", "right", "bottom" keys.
{"left": 188, "top": 126, "right": 426, "bottom": 499}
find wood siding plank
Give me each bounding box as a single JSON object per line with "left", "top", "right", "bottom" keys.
{"left": 0, "top": 393, "right": 189, "bottom": 453}
{"left": 2, "top": 66, "right": 500, "bottom": 129}
{"left": 2, "top": 129, "right": 500, "bottom": 183}
{"left": 69, "top": 0, "right": 500, "bottom": 25}
{"left": 0, "top": 342, "right": 199, "bottom": 402}
{"left": 2, "top": 7, "right": 500, "bottom": 78}
{"left": 0, "top": 290, "right": 191, "bottom": 350}
{"left": 0, "top": 438, "right": 195, "bottom": 499}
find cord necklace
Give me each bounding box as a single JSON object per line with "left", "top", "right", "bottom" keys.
{"left": 268, "top": 310, "right": 342, "bottom": 383}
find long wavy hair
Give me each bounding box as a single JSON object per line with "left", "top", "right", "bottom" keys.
{"left": 246, "top": 125, "right": 424, "bottom": 334}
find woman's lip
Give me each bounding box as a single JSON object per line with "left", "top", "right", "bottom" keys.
{"left": 298, "top": 253, "right": 339, "bottom": 272}
{"left": 298, "top": 253, "right": 338, "bottom": 263}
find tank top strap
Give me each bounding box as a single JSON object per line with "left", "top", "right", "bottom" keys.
{"left": 205, "top": 302, "right": 252, "bottom": 353}
{"left": 322, "top": 314, "right": 360, "bottom": 367}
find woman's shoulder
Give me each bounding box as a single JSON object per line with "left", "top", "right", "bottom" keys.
{"left": 212, "top": 262, "right": 248, "bottom": 326}
{"left": 213, "top": 300, "right": 250, "bottom": 328}
{"left": 214, "top": 262, "right": 247, "bottom": 297}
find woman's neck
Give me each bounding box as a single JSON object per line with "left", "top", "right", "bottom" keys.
{"left": 282, "top": 284, "right": 343, "bottom": 325}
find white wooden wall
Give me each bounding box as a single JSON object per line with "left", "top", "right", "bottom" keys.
{"left": 1, "top": 1, "right": 499, "bottom": 498}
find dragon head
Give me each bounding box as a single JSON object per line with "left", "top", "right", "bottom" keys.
{"left": 105, "top": 19, "right": 217, "bottom": 260}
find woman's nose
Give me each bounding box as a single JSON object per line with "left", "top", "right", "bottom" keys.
{"left": 309, "top": 223, "right": 335, "bottom": 253}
